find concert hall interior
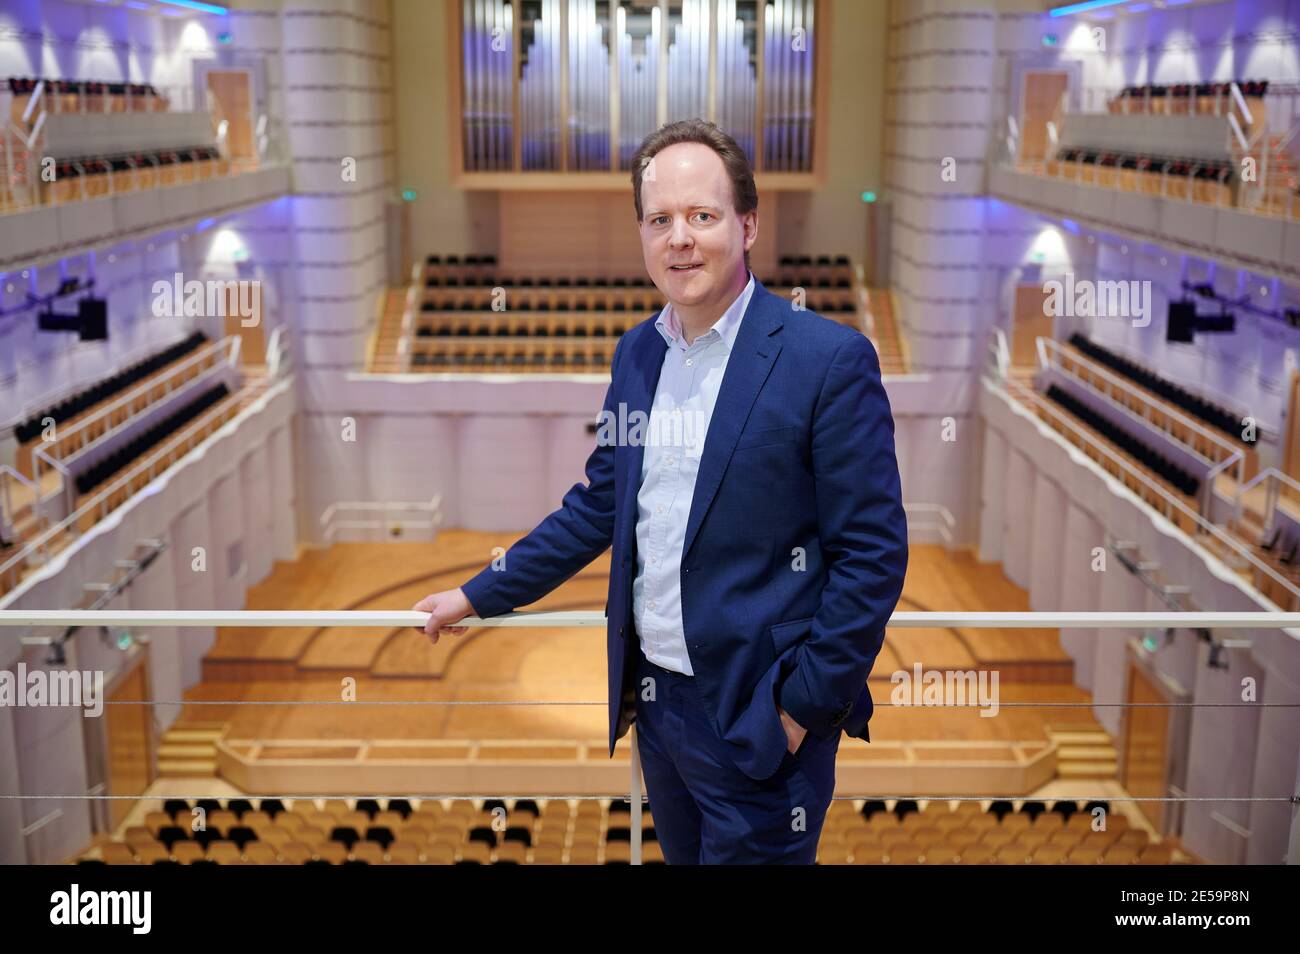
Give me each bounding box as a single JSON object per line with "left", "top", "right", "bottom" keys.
{"left": 0, "top": 0, "right": 1298, "bottom": 869}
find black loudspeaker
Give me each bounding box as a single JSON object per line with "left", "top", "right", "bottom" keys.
{"left": 78, "top": 297, "right": 108, "bottom": 340}
{"left": 1167, "top": 300, "right": 1196, "bottom": 343}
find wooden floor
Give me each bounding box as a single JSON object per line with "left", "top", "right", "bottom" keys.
{"left": 185, "top": 536, "right": 1103, "bottom": 749}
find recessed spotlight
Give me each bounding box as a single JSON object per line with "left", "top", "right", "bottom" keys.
{"left": 1086, "top": 235, "right": 1095, "bottom": 244}
{"left": 1260, "top": 286, "right": 1268, "bottom": 296}
{"left": 1159, "top": 257, "right": 1167, "bottom": 265}
{"left": 107, "top": 254, "right": 116, "bottom": 263}
{"left": 1120, "top": 244, "right": 1128, "bottom": 254}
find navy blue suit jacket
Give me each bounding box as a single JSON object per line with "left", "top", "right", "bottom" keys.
{"left": 461, "top": 278, "right": 908, "bottom": 781}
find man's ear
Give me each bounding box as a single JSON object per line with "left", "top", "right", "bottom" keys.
{"left": 743, "top": 210, "right": 758, "bottom": 252}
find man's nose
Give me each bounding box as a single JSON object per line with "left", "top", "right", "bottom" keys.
{"left": 669, "top": 218, "right": 693, "bottom": 247}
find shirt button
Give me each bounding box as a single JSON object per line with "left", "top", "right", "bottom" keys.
{"left": 685, "top": 359, "right": 693, "bottom": 367}
{"left": 647, "top": 600, "right": 656, "bottom": 610}
{"left": 656, "top": 505, "right": 664, "bottom": 514}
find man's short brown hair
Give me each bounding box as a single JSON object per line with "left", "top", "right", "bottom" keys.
{"left": 631, "top": 118, "right": 757, "bottom": 269}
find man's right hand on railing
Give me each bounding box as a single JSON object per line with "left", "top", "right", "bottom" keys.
{"left": 412, "top": 587, "right": 476, "bottom": 645}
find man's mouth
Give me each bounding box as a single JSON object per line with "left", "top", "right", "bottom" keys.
{"left": 670, "top": 263, "right": 703, "bottom": 272}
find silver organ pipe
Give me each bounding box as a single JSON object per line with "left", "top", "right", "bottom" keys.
{"left": 461, "top": 1, "right": 813, "bottom": 174}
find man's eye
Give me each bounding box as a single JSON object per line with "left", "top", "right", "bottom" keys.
{"left": 695, "top": 212, "right": 713, "bottom": 222}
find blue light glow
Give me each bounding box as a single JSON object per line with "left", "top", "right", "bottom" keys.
{"left": 1048, "top": 0, "right": 1126, "bottom": 17}
{"left": 158, "top": 0, "right": 229, "bottom": 15}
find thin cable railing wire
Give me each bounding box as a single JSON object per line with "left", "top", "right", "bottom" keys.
{"left": 83, "top": 700, "right": 1300, "bottom": 708}
{"left": 5, "top": 609, "right": 1300, "bottom": 628}
{"left": 3, "top": 793, "right": 1294, "bottom": 803}
{"left": 3, "top": 611, "right": 1295, "bottom": 829}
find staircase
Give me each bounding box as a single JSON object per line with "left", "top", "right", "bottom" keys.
{"left": 1047, "top": 725, "right": 1118, "bottom": 779}
{"left": 157, "top": 721, "right": 226, "bottom": 778}
{"left": 369, "top": 288, "right": 410, "bottom": 373}
{"left": 865, "top": 288, "right": 908, "bottom": 375}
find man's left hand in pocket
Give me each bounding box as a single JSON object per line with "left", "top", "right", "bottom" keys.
{"left": 778, "top": 705, "right": 807, "bottom": 754}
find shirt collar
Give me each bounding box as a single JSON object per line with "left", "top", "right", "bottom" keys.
{"left": 655, "top": 269, "right": 755, "bottom": 353}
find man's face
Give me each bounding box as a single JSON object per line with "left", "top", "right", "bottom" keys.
{"left": 637, "top": 142, "right": 757, "bottom": 311}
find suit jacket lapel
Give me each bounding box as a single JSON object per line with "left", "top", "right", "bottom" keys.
{"left": 617, "top": 281, "right": 785, "bottom": 565}
{"left": 683, "top": 283, "right": 783, "bottom": 563}
{"left": 617, "top": 320, "right": 668, "bottom": 555}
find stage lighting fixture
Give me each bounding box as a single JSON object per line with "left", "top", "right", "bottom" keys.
{"left": 1166, "top": 300, "right": 1196, "bottom": 343}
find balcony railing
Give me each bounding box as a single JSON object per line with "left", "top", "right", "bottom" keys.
{"left": 0, "top": 607, "right": 1296, "bottom": 864}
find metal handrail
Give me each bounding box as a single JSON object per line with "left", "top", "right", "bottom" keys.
{"left": 988, "top": 375, "right": 1300, "bottom": 606}
{"left": 29, "top": 336, "right": 236, "bottom": 488}
{"left": 1229, "top": 81, "right": 1253, "bottom": 128}
{"left": 986, "top": 327, "right": 1010, "bottom": 381}
{"left": 1, "top": 604, "right": 1297, "bottom": 867}
{"left": 1036, "top": 336, "right": 1245, "bottom": 515}
{"left": 0, "top": 465, "right": 37, "bottom": 539}
{"left": 4, "top": 609, "right": 1300, "bottom": 630}
{"left": 1234, "top": 467, "right": 1300, "bottom": 535}
{"left": 320, "top": 494, "right": 444, "bottom": 544}
{"left": 903, "top": 503, "right": 955, "bottom": 548}
{"left": 0, "top": 376, "right": 285, "bottom": 588}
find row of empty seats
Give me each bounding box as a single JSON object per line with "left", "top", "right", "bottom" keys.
{"left": 1053, "top": 148, "right": 1234, "bottom": 183}
{"left": 398, "top": 256, "right": 865, "bottom": 374}
{"left": 6, "top": 76, "right": 168, "bottom": 123}
{"left": 42, "top": 147, "right": 226, "bottom": 203}
{"left": 421, "top": 253, "right": 856, "bottom": 294}
{"left": 77, "top": 795, "right": 1185, "bottom": 866}
{"left": 1044, "top": 383, "right": 1201, "bottom": 498}
{"left": 1068, "top": 334, "right": 1249, "bottom": 444}
{"left": 420, "top": 299, "right": 658, "bottom": 312}
{"left": 424, "top": 253, "right": 851, "bottom": 268}
{"left": 12, "top": 332, "right": 208, "bottom": 446}
{"left": 819, "top": 798, "right": 1176, "bottom": 865}
{"left": 410, "top": 350, "right": 612, "bottom": 370}
{"left": 416, "top": 320, "right": 625, "bottom": 337}
{"left": 73, "top": 382, "right": 231, "bottom": 496}
{"left": 1049, "top": 148, "right": 1235, "bottom": 206}
{"left": 1110, "top": 79, "right": 1269, "bottom": 111}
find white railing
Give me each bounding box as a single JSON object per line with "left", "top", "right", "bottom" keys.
{"left": 986, "top": 326, "right": 1010, "bottom": 381}
{"left": 1, "top": 336, "right": 182, "bottom": 436}
{"left": 1, "top": 607, "right": 1297, "bottom": 865}
{"left": 1030, "top": 85, "right": 1297, "bottom": 221}
{"left": 266, "top": 326, "right": 290, "bottom": 380}
{"left": 7, "top": 609, "right": 1300, "bottom": 630}
{"left": 1036, "top": 336, "right": 1245, "bottom": 515}
{"left": 1229, "top": 81, "right": 1253, "bottom": 129}
{"left": 29, "top": 335, "right": 238, "bottom": 489}
{"left": 1062, "top": 335, "right": 1269, "bottom": 444}
{"left": 0, "top": 76, "right": 277, "bottom": 215}
{"left": 319, "top": 494, "right": 444, "bottom": 544}
{"left": 1234, "top": 468, "right": 1300, "bottom": 537}
{"left": 1235, "top": 118, "right": 1298, "bottom": 219}
{"left": 987, "top": 373, "right": 1300, "bottom": 607}
{"left": 0, "top": 375, "right": 281, "bottom": 594}
{"left": 904, "top": 503, "right": 955, "bottom": 549}
{"left": 0, "top": 465, "right": 36, "bottom": 543}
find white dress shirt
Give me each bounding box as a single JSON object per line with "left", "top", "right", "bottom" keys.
{"left": 633, "top": 270, "right": 757, "bottom": 674}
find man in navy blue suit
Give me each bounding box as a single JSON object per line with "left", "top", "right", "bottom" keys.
{"left": 415, "top": 119, "right": 908, "bottom": 864}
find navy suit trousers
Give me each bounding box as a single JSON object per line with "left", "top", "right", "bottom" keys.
{"left": 632, "top": 642, "right": 840, "bottom": 864}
